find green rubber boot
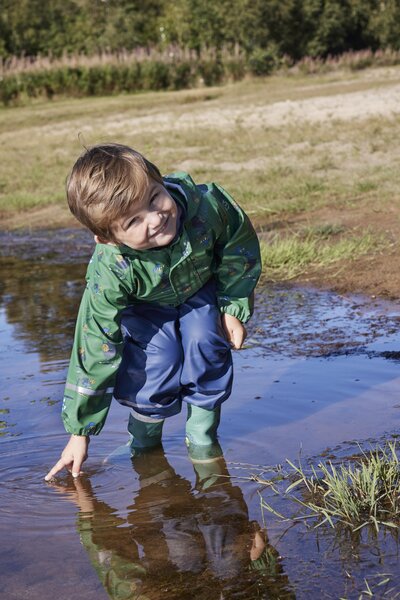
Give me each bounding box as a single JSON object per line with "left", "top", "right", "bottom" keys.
{"left": 185, "top": 404, "right": 221, "bottom": 445}
{"left": 131, "top": 445, "right": 175, "bottom": 488}
{"left": 128, "top": 413, "right": 164, "bottom": 455}
{"left": 185, "top": 405, "right": 222, "bottom": 462}
{"left": 189, "top": 441, "right": 225, "bottom": 486}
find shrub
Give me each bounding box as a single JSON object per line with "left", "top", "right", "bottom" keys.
{"left": 141, "top": 60, "right": 171, "bottom": 90}
{"left": 23, "top": 72, "right": 39, "bottom": 98}
{"left": 171, "top": 61, "right": 194, "bottom": 90}
{"left": 198, "top": 59, "right": 224, "bottom": 86}
{"left": 125, "top": 62, "right": 143, "bottom": 92}
{"left": 248, "top": 47, "right": 278, "bottom": 76}
{"left": 225, "top": 57, "right": 246, "bottom": 81}
{"left": 0, "top": 75, "right": 21, "bottom": 105}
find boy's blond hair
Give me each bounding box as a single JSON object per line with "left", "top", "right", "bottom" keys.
{"left": 66, "top": 143, "right": 163, "bottom": 243}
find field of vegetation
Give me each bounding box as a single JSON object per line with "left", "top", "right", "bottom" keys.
{"left": 1, "top": 63, "right": 400, "bottom": 296}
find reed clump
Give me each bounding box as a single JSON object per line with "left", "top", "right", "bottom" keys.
{"left": 0, "top": 46, "right": 245, "bottom": 106}
{"left": 292, "top": 48, "right": 400, "bottom": 75}
{"left": 261, "top": 441, "right": 400, "bottom": 532}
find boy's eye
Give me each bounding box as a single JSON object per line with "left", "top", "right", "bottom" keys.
{"left": 127, "top": 216, "right": 138, "bottom": 228}
{"left": 150, "top": 192, "right": 159, "bottom": 205}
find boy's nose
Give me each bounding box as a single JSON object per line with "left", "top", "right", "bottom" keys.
{"left": 147, "top": 211, "right": 163, "bottom": 232}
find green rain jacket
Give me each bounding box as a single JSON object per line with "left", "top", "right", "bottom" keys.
{"left": 62, "top": 172, "right": 261, "bottom": 435}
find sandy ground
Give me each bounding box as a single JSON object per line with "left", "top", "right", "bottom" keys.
{"left": 3, "top": 70, "right": 400, "bottom": 300}
{"left": 26, "top": 71, "right": 400, "bottom": 139}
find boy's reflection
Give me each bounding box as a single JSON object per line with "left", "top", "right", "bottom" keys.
{"left": 54, "top": 446, "right": 294, "bottom": 599}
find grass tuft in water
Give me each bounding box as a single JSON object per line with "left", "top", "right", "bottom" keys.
{"left": 261, "top": 441, "right": 400, "bottom": 532}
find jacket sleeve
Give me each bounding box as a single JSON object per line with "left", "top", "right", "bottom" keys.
{"left": 62, "top": 249, "right": 133, "bottom": 436}
{"left": 211, "top": 184, "right": 261, "bottom": 323}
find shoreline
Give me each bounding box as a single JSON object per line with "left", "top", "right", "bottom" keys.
{"left": 2, "top": 203, "right": 400, "bottom": 302}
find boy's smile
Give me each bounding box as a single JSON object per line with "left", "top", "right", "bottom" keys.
{"left": 109, "top": 182, "right": 180, "bottom": 250}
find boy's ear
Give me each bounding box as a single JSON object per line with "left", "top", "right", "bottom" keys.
{"left": 94, "top": 234, "right": 115, "bottom": 246}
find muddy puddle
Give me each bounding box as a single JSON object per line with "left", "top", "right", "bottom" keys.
{"left": 1, "top": 229, "right": 400, "bottom": 599}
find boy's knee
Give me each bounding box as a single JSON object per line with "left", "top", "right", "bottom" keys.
{"left": 122, "top": 329, "right": 182, "bottom": 367}
{"left": 183, "top": 312, "right": 228, "bottom": 352}
{"left": 187, "top": 329, "right": 230, "bottom": 361}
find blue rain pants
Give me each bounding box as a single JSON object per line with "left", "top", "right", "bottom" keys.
{"left": 113, "top": 279, "right": 233, "bottom": 421}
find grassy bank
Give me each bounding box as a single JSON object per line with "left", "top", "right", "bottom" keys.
{"left": 1, "top": 64, "right": 399, "bottom": 282}
{"left": 259, "top": 230, "right": 384, "bottom": 282}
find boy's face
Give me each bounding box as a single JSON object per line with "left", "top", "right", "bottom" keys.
{"left": 107, "top": 181, "right": 180, "bottom": 250}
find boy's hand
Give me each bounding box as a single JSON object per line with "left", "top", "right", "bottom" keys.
{"left": 221, "top": 313, "right": 247, "bottom": 349}
{"left": 250, "top": 528, "right": 267, "bottom": 561}
{"left": 44, "top": 434, "right": 90, "bottom": 481}
{"left": 49, "top": 475, "right": 95, "bottom": 514}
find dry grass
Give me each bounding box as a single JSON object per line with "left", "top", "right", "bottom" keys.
{"left": 0, "top": 46, "right": 205, "bottom": 76}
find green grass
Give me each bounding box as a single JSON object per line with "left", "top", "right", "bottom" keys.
{"left": 259, "top": 229, "right": 384, "bottom": 281}
{"left": 260, "top": 441, "right": 400, "bottom": 533}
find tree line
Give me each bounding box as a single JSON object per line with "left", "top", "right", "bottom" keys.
{"left": 1, "top": 0, "right": 400, "bottom": 62}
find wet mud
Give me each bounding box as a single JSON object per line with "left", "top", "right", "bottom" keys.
{"left": 1, "top": 228, "right": 400, "bottom": 599}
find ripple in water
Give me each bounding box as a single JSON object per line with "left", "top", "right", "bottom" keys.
{"left": 0, "top": 434, "right": 134, "bottom": 535}
{"left": 0, "top": 431, "right": 167, "bottom": 536}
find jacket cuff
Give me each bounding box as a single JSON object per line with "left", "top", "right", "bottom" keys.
{"left": 62, "top": 414, "right": 104, "bottom": 436}
{"left": 217, "top": 296, "right": 253, "bottom": 323}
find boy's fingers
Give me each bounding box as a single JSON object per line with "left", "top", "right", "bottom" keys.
{"left": 234, "top": 332, "right": 244, "bottom": 348}
{"left": 240, "top": 325, "right": 247, "bottom": 346}
{"left": 71, "top": 459, "right": 83, "bottom": 478}
{"left": 227, "top": 330, "right": 239, "bottom": 349}
{"left": 44, "top": 458, "right": 68, "bottom": 481}
{"left": 232, "top": 326, "right": 246, "bottom": 349}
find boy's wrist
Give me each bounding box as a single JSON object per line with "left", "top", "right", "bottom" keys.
{"left": 71, "top": 433, "right": 90, "bottom": 441}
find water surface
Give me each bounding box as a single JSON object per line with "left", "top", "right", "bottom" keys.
{"left": 1, "top": 229, "right": 400, "bottom": 599}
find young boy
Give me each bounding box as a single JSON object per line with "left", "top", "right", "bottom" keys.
{"left": 45, "top": 143, "right": 261, "bottom": 481}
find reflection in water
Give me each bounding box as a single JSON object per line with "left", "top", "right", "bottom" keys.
{"left": 0, "top": 256, "right": 86, "bottom": 363}
{"left": 52, "top": 448, "right": 294, "bottom": 600}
